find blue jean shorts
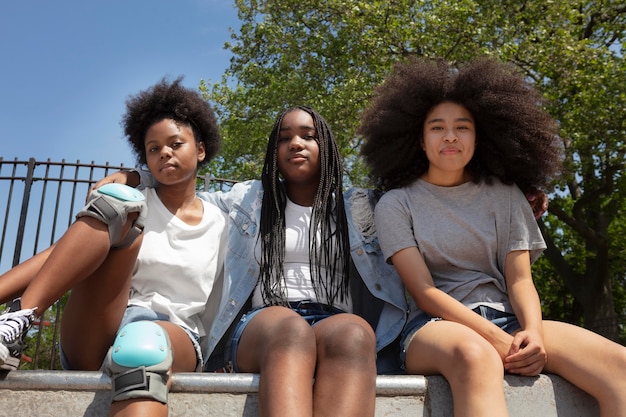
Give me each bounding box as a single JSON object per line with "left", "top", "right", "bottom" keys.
{"left": 59, "top": 305, "right": 203, "bottom": 371}
{"left": 399, "top": 305, "right": 521, "bottom": 369}
{"left": 227, "top": 301, "right": 344, "bottom": 372}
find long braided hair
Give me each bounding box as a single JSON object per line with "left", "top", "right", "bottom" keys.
{"left": 258, "top": 106, "right": 351, "bottom": 308}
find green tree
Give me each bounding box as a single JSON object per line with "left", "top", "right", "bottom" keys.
{"left": 203, "top": 0, "right": 626, "bottom": 340}
{"left": 21, "top": 295, "right": 67, "bottom": 370}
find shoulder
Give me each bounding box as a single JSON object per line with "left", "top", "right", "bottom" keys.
{"left": 377, "top": 186, "right": 410, "bottom": 207}
{"left": 482, "top": 178, "right": 524, "bottom": 200}
{"left": 207, "top": 180, "right": 263, "bottom": 208}
{"left": 343, "top": 187, "right": 378, "bottom": 207}
{"left": 225, "top": 179, "right": 262, "bottom": 196}
{"left": 231, "top": 180, "right": 264, "bottom": 208}
{"left": 374, "top": 187, "right": 415, "bottom": 223}
{"left": 343, "top": 188, "right": 377, "bottom": 236}
{"left": 201, "top": 198, "right": 228, "bottom": 221}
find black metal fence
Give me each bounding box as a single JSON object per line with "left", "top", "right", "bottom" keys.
{"left": 0, "top": 157, "right": 235, "bottom": 369}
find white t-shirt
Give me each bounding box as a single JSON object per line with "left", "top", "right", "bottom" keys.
{"left": 251, "top": 198, "right": 352, "bottom": 312}
{"left": 129, "top": 187, "right": 227, "bottom": 337}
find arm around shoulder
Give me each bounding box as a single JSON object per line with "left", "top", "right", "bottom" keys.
{"left": 92, "top": 170, "right": 142, "bottom": 190}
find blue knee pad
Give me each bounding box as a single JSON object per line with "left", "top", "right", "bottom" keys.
{"left": 103, "top": 321, "right": 173, "bottom": 404}
{"left": 77, "top": 183, "right": 147, "bottom": 248}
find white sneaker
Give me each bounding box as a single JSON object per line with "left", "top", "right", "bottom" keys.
{"left": 0, "top": 300, "right": 37, "bottom": 371}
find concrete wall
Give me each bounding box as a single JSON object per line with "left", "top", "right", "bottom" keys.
{"left": 0, "top": 371, "right": 599, "bottom": 417}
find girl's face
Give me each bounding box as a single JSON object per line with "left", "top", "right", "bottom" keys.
{"left": 144, "top": 118, "right": 205, "bottom": 186}
{"left": 276, "top": 109, "right": 321, "bottom": 187}
{"left": 421, "top": 101, "right": 476, "bottom": 186}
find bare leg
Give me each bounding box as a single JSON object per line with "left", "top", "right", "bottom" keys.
{"left": 109, "top": 400, "right": 167, "bottom": 417}
{"left": 0, "top": 246, "right": 55, "bottom": 304}
{"left": 312, "top": 313, "right": 376, "bottom": 417}
{"left": 1, "top": 208, "right": 139, "bottom": 307}
{"left": 109, "top": 321, "right": 198, "bottom": 417}
{"left": 60, "top": 230, "right": 141, "bottom": 370}
{"left": 236, "top": 306, "right": 317, "bottom": 417}
{"left": 541, "top": 320, "right": 626, "bottom": 417}
{"left": 405, "top": 320, "right": 509, "bottom": 417}
{"left": 20, "top": 217, "right": 115, "bottom": 314}
{"left": 0, "top": 212, "right": 143, "bottom": 373}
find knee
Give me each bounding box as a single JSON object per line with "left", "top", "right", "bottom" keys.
{"left": 266, "top": 314, "right": 316, "bottom": 355}
{"left": 103, "top": 321, "right": 172, "bottom": 404}
{"left": 318, "top": 319, "right": 376, "bottom": 363}
{"left": 450, "top": 340, "right": 503, "bottom": 383}
{"left": 77, "top": 183, "right": 146, "bottom": 248}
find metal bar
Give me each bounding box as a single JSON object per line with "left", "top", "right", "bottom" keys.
{"left": 12, "top": 158, "right": 36, "bottom": 267}
{"left": 32, "top": 160, "right": 50, "bottom": 255}
{"left": 0, "top": 158, "right": 17, "bottom": 264}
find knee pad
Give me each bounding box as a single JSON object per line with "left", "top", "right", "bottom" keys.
{"left": 103, "top": 321, "right": 173, "bottom": 404}
{"left": 77, "top": 183, "right": 147, "bottom": 248}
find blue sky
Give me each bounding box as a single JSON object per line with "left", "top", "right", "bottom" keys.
{"left": 0, "top": 0, "right": 239, "bottom": 167}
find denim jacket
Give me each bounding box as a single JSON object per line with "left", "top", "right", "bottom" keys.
{"left": 200, "top": 180, "right": 408, "bottom": 374}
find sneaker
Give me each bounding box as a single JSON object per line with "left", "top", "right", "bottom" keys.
{"left": 0, "top": 300, "right": 37, "bottom": 371}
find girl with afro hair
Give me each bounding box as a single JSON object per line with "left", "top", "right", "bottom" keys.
{"left": 0, "top": 77, "right": 227, "bottom": 417}
{"left": 360, "top": 57, "right": 626, "bottom": 416}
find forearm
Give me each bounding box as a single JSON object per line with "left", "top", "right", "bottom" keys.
{"left": 508, "top": 280, "right": 543, "bottom": 333}
{"left": 418, "top": 287, "right": 513, "bottom": 350}
{"left": 90, "top": 170, "right": 142, "bottom": 193}
{"left": 504, "top": 250, "right": 543, "bottom": 334}
{"left": 393, "top": 246, "right": 514, "bottom": 357}
{"left": 504, "top": 255, "right": 548, "bottom": 375}
{"left": 135, "top": 168, "right": 157, "bottom": 189}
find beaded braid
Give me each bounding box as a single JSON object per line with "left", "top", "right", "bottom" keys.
{"left": 259, "top": 106, "right": 351, "bottom": 308}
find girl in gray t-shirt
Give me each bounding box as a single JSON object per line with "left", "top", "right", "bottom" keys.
{"left": 359, "top": 57, "right": 626, "bottom": 417}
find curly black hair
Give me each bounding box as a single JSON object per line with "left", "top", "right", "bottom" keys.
{"left": 258, "top": 106, "right": 351, "bottom": 308}
{"left": 122, "top": 77, "right": 220, "bottom": 167}
{"left": 359, "top": 57, "right": 563, "bottom": 192}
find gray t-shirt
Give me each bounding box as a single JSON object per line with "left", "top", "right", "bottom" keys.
{"left": 375, "top": 178, "right": 546, "bottom": 323}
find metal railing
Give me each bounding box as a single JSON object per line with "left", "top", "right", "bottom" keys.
{"left": 0, "top": 157, "right": 236, "bottom": 369}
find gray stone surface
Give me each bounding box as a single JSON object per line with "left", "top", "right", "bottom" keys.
{"left": 0, "top": 371, "right": 599, "bottom": 416}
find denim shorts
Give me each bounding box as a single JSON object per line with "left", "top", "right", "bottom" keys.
{"left": 399, "top": 305, "right": 521, "bottom": 369}
{"left": 59, "top": 305, "right": 203, "bottom": 371}
{"left": 227, "top": 301, "right": 344, "bottom": 372}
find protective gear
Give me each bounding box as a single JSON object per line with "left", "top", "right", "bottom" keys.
{"left": 103, "top": 321, "right": 173, "bottom": 404}
{"left": 76, "top": 183, "right": 146, "bottom": 248}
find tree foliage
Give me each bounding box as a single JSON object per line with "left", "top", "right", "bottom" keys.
{"left": 202, "top": 0, "right": 626, "bottom": 340}
{"left": 21, "top": 295, "right": 67, "bottom": 370}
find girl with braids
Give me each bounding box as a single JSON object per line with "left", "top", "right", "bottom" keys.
{"left": 359, "top": 57, "right": 626, "bottom": 417}
{"left": 0, "top": 78, "right": 227, "bottom": 417}
{"left": 204, "top": 106, "right": 386, "bottom": 417}
{"left": 102, "top": 105, "right": 408, "bottom": 417}
{"left": 256, "top": 106, "right": 350, "bottom": 307}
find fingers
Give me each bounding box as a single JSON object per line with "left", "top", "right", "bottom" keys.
{"left": 504, "top": 333, "right": 547, "bottom": 376}
{"left": 87, "top": 172, "right": 131, "bottom": 202}
{"left": 505, "top": 350, "right": 545, "bottom": 376}
{"left": 526, "top": 190, "right": 549, "bottom": 219}
{"left": 89, "top": 178, "right": 112, "bottom": 196}
{"left": 534, "top": 193, "right": 549, "bottom": 219}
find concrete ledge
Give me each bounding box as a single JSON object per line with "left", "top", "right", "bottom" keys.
{"left": 0, "top": 370, "right": 599, "bottom": 416}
